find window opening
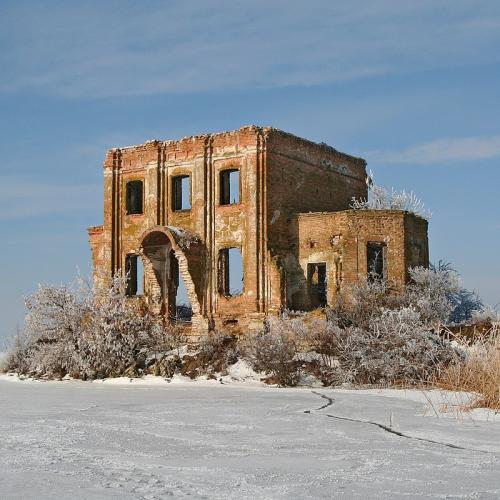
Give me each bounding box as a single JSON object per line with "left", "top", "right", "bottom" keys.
{"left": 218, "top": 248, "right": 243, "bottom": 296}
{"left": 125, "top": 254, "right": 144, "bottom": 296}
{"left": 220, "top": 169, "right": 240, "bottom": 205}
{"left": 126, "top": 180, "right": 143, "bottom": 215}
{"left": 175, "top": 263, "right": 192, "bottom": 322}
{"left": 172, "top": 175, "right": 191, "bottom": 211}
{"left": 367, "top": 242, "right": 387, "bottom": 281}
{"left": 307, "top": 263, "right": 327, "bottom": 307}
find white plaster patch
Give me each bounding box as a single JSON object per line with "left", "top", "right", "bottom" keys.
{"left": 270, "top": 210, "right": 280, "bottom": 224}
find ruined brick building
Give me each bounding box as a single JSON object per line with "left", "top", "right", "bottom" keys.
{"left": 88, "top": 126, "right": 428, "bottom": 337}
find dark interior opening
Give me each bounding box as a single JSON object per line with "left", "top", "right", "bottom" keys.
{"left": 367, "top": 242, "right": 387, "bottom": 281}
{"left": 125, "top": 254, "right": 144, "bottom": 296}
{"left": 172, "top": 175, "right": 191, "bottom": 211}
{"left": 220, "top": 169, "right": 240, "bottom": 205}
{"left": 126, "top": 180, "right": 143, "bottom": 215}
{"left": 307, "top": 262, "right": 327, "bottom": 308}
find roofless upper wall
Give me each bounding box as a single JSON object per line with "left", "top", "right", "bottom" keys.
{"left": 89, "top": 125, "right": 424, "bottom": 339}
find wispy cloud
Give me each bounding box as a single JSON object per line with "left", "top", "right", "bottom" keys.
{"left": 366, "top": 135, "right": 500, "bottom": 164}
{"left": 1, "top": 1, "right": 500, "bottom": 98}
{"left": 0, "top": 177, "right": 100, "bottom": 221}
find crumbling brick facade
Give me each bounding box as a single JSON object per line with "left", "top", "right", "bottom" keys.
{"left": 88, "top": 126, "right": 428, "bottom": 338}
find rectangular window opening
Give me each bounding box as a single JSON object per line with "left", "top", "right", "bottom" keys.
{"left": 126, "top": 180, "right": 143, "bottom": 215}
{"left": 367, "top": 242, "right": 387, "bottom": 282}
{"left": 218, "top": 248, "right": 243, "bottom": 296}
{"left": 125, "top": 254, "right": 144, "bottom": 296}
{"left": 307, "top": 263, "right": 327, "bottom": 308}
{"left": 172, "top": 175, "right": 191, "bottom": 211}
{"left": 220, "top": 169, "right": 240, "bottom": 205}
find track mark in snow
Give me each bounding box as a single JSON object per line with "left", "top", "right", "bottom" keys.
{"left": 308, "top": 391, "right": 496, "bottom": 456}
{"left": 78, "top": 404, "right": 99, "bottom": 412}
{"left": 304, "top": 391, "right": 334, "bottom": 412}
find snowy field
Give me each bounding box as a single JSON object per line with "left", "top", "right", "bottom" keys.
{"left": 1, "top": 376, "right": 500, "bottom": 499}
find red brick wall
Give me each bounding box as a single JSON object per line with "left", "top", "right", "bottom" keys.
{"left": 288, "top": 210, "right": 428, "bottom": 310}
{"left": 88, "top": 126, "right": 428, "bottom": 337}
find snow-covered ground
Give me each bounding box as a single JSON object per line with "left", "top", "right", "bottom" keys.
{"left": 1, "top": 376, "right": 499, "bottom": 499}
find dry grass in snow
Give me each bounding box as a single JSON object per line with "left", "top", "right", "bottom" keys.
{"left": 437, "top": 331, "right": 500, "bottom": 410}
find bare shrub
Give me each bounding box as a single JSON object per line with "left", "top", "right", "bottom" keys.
{"left": 4, "top": 263, "right": 465, "bottom": 388}
{"left": 307, "top": 321, "right": 355, "bottom": 385}
{"left": 183, "top": 333, "right": 240, "bottom": 379}
{"left": 315, "top": 308, "right": 458, "bottom": 386}
{"left": 437, "top": 332, "right": 500, "bottom": 410}
{"left": 360, "top": 308, "right": 457, "bottom": 383}
{"left": 252, "top": 272, "right": 461, "bottom": 387}
{"left": 3, "top": 326, "right": 32, "bottom": 374}
{"left": 332, "top": 264, "right": 461, "bottom": 331}
{"left": 330, "top": 278, "right": 405, "bottom": 329}
{"left": 406, "top": 264, "right": 461, "bottom": 327}
{"left": 5, "top": 273, "right": 183, "bottom": 380}
{"left": 350, "top": 183, "right": 432, "bottom": 220}
{"left": 247, "top": 317, "right": 303, "bottom": 386}
{"left": 472, "top": 305, "right": 500, "bottom": 324}
{"left": 13, "top": 279, "right": 94, "bottom": 378}
{"left": 145, "top": 321, "right": 187, "bottom": 378}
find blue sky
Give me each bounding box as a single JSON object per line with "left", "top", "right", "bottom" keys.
{"left": 1, "top": 1, "right": 499, "bottom": 345}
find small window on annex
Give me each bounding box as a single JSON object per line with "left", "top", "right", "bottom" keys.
{"left": 218, "top": 248, "right": 243, "bottom": 296}
{"left": 172, "top": 175, "right": 191, "bottom": 211}
{"left": 367, "top": 242, "right": 387, "bottom": 281}
{"left": 125, "top": 254, "right": 144, "bottom": 296}
{"left": 126, "top": 180, "right": 144, "bottom": 215}
{"left": 219, "top": 169, "right": 240, "bottom": 205}
{"left": 307, "top": 263, "right": 327, "bottom": 308}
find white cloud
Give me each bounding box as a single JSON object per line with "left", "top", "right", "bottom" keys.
{"left": 1, "top": 1, "right": 500, "bottom": 98}
{"left": 366, "top": 135, "right": 500, "bottom": 164}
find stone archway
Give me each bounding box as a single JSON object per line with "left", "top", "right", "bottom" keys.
{"left": 139, "top": 227, "right": 202, "bottom": 324}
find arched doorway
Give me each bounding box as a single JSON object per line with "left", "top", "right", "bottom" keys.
{"left": 140, "top": 228, "right": 201, "bottom": 323}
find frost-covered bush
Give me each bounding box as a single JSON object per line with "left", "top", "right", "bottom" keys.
{"left": 247, "top": 317, "right": 303, "bottom": 386}
{"left": 195, "top": 333, "right": 240, "bottom": 376}
{"left": 406, "top": 263, "right": 461, "bottom": 327}
{"left": 5, "top": 278, "right": 94, "bottom": 378}
{"left": 303, "top": 263, "right": 476, "bottom": 386}
{"left": 329, "top": 262, "right": 460, "bottom": 330}
{"left": 255, "top": 309, "right": 458, "bottom": 386}
{"left": 5, "top": 273, "right": 182, "bottom": 379}
{"left": 330, "top": 278, "right": 405, "bottom": 329}
{"left": 350, "top": 183, "right": 432, "bottom": 220}
{"left": 312, "top": 308, "right": 457, "bottom": 385}
{"left": 352, "top": 308, "right": 457, "bottom": 383}
{"left": 471, "top": 305, "right": 500, "bottom": 324}
{"left": 3, "top": 263, "right": 468, "bottom": 386}
{"left": 3, "top": 327, "right": 32, "bottom": 374}
{"left": 412, "top": 260, "right": 484, "bottom": 326}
